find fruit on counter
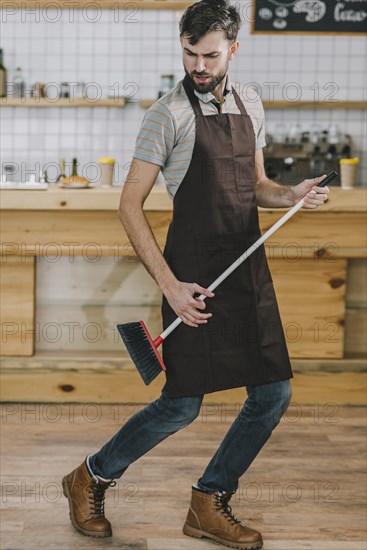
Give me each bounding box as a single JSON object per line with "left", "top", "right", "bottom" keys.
{"left": 60, "top": 157, "right": 90, "bottom": 186}
{"left": 60, "top": 176, "right": 90, "bottom": 185}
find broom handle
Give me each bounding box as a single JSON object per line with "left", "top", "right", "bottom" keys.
{"left": 160, "top": 173, "right": 334, "bottom": 340}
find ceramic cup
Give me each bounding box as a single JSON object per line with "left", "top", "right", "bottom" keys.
{"left": 339, "top": 158, "right": 359, "bottom": 190}
{"left": 98, "top": 157, "right": 116, "bottom": 186}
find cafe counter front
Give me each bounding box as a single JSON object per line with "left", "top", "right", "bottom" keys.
{"left": 1, "top": 185, "right": 366, "bottom": 405}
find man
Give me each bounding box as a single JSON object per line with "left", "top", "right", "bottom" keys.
{"left": 62, "top": 1, "right": 329, "bottom": 548}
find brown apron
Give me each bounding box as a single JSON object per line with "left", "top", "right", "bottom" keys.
{"left": 161, "top": 74, "right": 293, "bottom": 398}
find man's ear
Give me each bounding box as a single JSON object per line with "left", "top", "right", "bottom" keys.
{"left": 228, "top": 40, "right": 240, "bottom": 60}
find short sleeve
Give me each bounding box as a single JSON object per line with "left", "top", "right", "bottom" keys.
{"left": 239, "top": 86, "right": 267, "bottom": 150}
{"left": 256, "top": 97, "right": 266, "bottom": 150}
{"left": 132, "top": 102, "right": 175, "bottom": 167}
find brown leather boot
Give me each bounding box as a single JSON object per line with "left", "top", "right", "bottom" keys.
{"left": 62, "top": 459, "right": 116, "bottom": 537}
{"left": 183, "top": 486, "right": 263, "bottom": 549}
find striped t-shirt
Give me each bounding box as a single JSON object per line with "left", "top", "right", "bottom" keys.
{"left": 133, "top": 73, "right": 266, "bottom": 200}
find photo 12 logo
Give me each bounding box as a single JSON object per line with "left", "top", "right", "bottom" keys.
{"left": 1, "top": 2, "right": 141, "bottom": 24}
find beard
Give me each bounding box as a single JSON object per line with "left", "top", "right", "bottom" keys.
{"left": 184, "top": 63, "right": 228, "bottom": 94}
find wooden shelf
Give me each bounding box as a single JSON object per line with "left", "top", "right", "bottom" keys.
{"left": 141, "top": 99, "right": 158, "bottom": 108}
{"left": 4, "top": 97, "right": 363, "bottom": 110}
{"left": 266, "top": 101, "right": 367, "bottom": 110}
{"left": 0, "top": 1, "right": 192, "bottom": 8}
{"left": 140, "top": 99, "right": 367, "bottom": 110}
{"left": 0, "top": 97, "right": 126, "bottom": 108}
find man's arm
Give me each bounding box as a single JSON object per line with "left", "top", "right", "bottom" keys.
{"left": 117, "top": 158, "right": 214, "bottom": 327}
{"left": 254, "top": 148, "right": 329, "bottom": 209}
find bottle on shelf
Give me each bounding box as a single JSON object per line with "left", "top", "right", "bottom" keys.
{"left": 72, "top": 158, "right": 78, "bottom": 177}
{"left": 13, "top": 67, "right": 26, "bottom": 98}
{"left": 310, "top": 145, "right": 325, "bottom": 178}
{"left": 341, "top": 144, "right": 351, "bottom": 158}
{"left": 40, "top": 168, "right": 48, "bottom": 183}
{"left": 0, "top": 49, "right": 7, "bottom": 98}
{"left": 56, "top": 158, "right": 66, "bottom": 182}
{"left": 158, "top": 74, "right": 174, "bottom": 99}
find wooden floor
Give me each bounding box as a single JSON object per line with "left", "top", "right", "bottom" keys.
{"left": 1, "top": 403, "right": 366, "bottom": 550}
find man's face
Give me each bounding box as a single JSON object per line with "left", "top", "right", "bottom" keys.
{"left": 181, "top": 30, "right": 239, "bottom": 94}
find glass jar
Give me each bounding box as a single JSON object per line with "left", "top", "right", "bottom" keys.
{"left": 158, "top": 74, "right": 174, "bottom": 99}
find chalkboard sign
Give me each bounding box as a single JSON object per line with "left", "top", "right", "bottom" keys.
{"left": 251, "top": 0, "right": 367, "bottom": 34}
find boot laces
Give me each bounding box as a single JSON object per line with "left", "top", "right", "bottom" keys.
{"left": 88, "top": 478, "right": 116, "bottom": 517}
{"left": 214, "top": 490, "right": 242, "bottom": 526}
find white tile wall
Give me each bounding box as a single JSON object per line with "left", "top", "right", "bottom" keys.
{"left": 0, "top": 4, "right": 366, "bottom": 184}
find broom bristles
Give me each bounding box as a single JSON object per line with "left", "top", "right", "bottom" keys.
{"left": 117, "top": 322, "right": 165, "bottom": 385}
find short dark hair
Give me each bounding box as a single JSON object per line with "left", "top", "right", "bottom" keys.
{"left": 179, "top": 0, "right": 241, "bottom": 45}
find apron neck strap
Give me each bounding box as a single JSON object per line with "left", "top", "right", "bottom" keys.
{"left": 182, "top": 74, "right": 203, "bottom": 117}
{"left": 232, "top": 86, "right": 248, "bottom": 115}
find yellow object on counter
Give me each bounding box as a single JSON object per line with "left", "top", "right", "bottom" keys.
{"left": 339, "top": 157, "right": 359, "bottom": 189}
{"left": 339, "top": 157, "right": 360, "bottom": 165}
{"left": 98, "top": 157, "right": 116, "bottom": 186}
{"left": 98, "top": 157, "right": 116, "bottom": 164}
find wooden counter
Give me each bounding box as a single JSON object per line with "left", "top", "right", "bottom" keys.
{"left": 1, "top": 185, "right": 366, "bottom": 404}
{"left": 1, "top": 185, "right": 366, "bottom": 257}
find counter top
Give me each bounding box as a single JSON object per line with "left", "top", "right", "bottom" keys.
{"left": 0, "top": 184, "right": 366, "bottom": 212}
{"left": 0, "top": 184, "right": 172, "bottom": 211}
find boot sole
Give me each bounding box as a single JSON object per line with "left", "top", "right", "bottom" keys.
{"left": 183, "top": 522, "right": 263, "bottom": 550}
{"left": 62, "top": 477, "right": 112, "bottom": 538}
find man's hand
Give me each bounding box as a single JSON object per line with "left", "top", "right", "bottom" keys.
{"left": 164, "top": 281, "right": 215, "bottom": 328}
{"left": 254, "top": 149, "right": 331, "bottom": 209}
{"left": 292, "top": 175, "right": 330, "bottom": 209}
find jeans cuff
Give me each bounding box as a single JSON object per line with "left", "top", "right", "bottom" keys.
{"left": 86, "top": 454, "right": 113, "bottom": 482}
{"left": 195, "top": 480, "right": 216, "bottom": 493}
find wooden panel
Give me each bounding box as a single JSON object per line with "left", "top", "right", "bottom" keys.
{"left": 0, "top": 256, "right": 35, "bottom": 356}
{"left": 1, "top": 354, "right": 365, "bottom": 405}
{"left": 0, "top": 97, "right": 126, "bottom": 107}
{"left": 0, "top": 187, "right": 365, "bottom": 213}
{"left": 36, "top": 256, "right": 160, "bottom": 306}
{"left": 346, "top": 259, "right": 367, "bottom": 307}
{"left": 0, "top": 210, "right": 172, "bottom": 254}
{"left": 0, "top": 185, "right": 172, "bottom": 212}
{"left": 33, "top": 256, "right": 346, "bottom": 358}
{"left": 258, "top": 211, "right": 367, "bottom": 253}
{"left": 1, "top": 210, "right": 366, "bottom": 259}
{"left": 289, "top": 370, "right": 366, "bottom": 407}
{"left": 345, "top": 309, "right": 367, "bottom": 357}
{"left": 34, "top": 253, "right": 150, "bottom": 352}
{"left": 271, "top": 259, "right": 346, "bottom": 358}
{"left": 35, "top": 257, "right": 162, "bottom": 351}
{"left": 35, "top": 305, "right": 163, "bottom": 352}
{"left": 344, "top": 259, "right": 367, "bottom": 357}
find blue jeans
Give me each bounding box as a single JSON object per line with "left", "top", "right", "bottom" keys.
{"left": 88, "top": 379, "right": 292, "bottom": 493}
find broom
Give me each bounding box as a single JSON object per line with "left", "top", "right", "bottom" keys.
{"left": 117, "top": 172, "right": 336, "bottom": 385}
